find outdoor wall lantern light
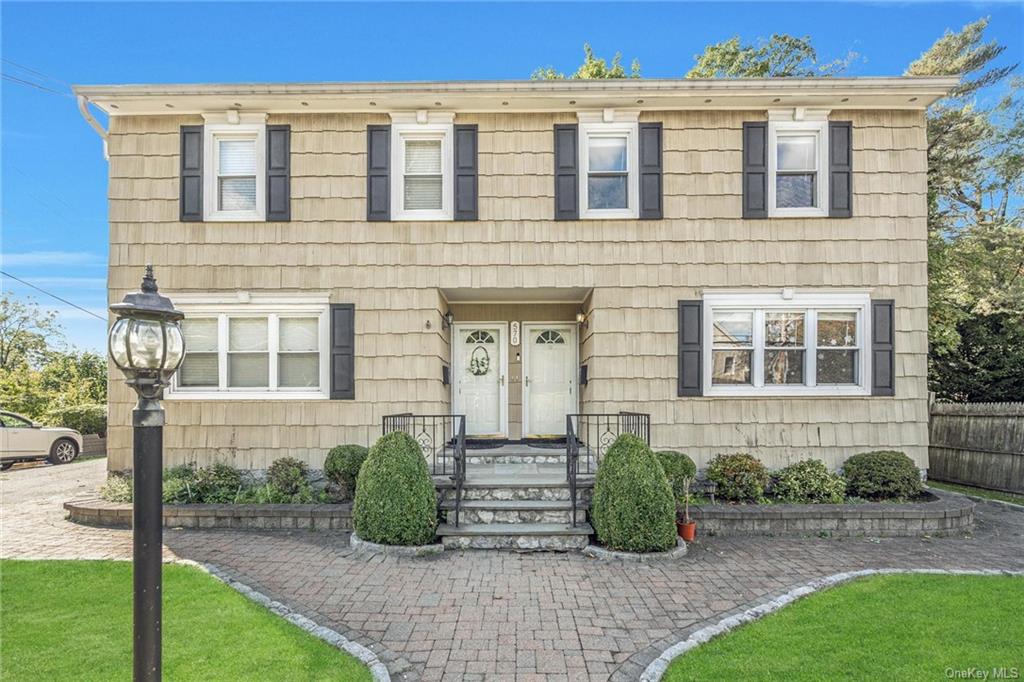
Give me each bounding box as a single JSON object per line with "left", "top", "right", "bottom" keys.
{"left": 575, "top": 311, "right": 588, "bottom": 329}
{"left": 108, "top": 264, "right": 185, "bottom": 682}
{"left": 442, "top": 311, "right": 455, "bottom": 330}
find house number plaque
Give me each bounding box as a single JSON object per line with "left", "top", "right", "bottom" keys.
{"left": 510, "top": 321, "right": 520, "bottom": 346}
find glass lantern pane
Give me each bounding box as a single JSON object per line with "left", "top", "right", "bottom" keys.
{"left": 109, "top": 318, "right": 130, "bottom": 368}
{"left": 127, "top": 319, "right": 166, "bottom": 369}
{"left": 164, "top": 323, "right": 185, "bottom": 370}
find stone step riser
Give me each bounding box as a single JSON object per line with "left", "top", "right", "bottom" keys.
{"left": 443, "top": 487, "right": 593, "bottom": 503}
{"left": 441, "top": 534, "right": 589, "bottom": 551}
{"left": 443, "top": 508, "right": 587, "bottom": 525}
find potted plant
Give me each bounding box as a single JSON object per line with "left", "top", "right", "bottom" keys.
{"left": 676, "top": 476, "right": 697, "bottom": 542}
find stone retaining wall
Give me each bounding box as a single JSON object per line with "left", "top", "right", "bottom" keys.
{"left": 689, "top": 490, "right": 973, "bottom": 537}
{"left": 64, "top": 498, "right": 352, "bottom": 531}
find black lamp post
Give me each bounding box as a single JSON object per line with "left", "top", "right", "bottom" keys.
{"left": 108, "top": 265, "right": 185, "bottom": 682}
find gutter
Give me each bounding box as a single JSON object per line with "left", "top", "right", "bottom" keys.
{"left": 76, "top": 94, "right": 109, "bottom": 160}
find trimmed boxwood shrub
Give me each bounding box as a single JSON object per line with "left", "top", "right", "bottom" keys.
{"left": 843, "top": 450, "right": 922, "bottom": 501}
{"left": 592, "top": 434, "right": 677, "bottom": 553}
{"left": 655, "top": 450, "right": 697, "bottom": 507}
{"left": 706, "top": 453, "right": 769, "bottom": 502}
{"left": 353, "top": 431, "right": 437, "bottom": 546}
{"left": 771, "top": 459, "right": 846, "bottom": 504}
{"left": 324, "top": 444, "right": 369, "bottom": 500}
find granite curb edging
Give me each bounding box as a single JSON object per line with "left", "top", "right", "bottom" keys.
{"left": 582, "top": 537, "right": 688, "bottom": 561}
{"left": 639, "top": 567, "right": 1024, "bottom": 682}
{"left": 349, "top": 532, "right": 445, "bottom": 557}
{"left": 689, "top": 489, "right": 974, "bottom": 537}
{"left": 173, "top": 559, "right": 390, "bottom": 681}
{"left": 64, "top": 498, "right": 353, "bottom": 531}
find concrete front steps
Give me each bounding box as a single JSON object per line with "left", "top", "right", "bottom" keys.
{"left": 435, "top": 453, "right": 594, "bottom": 551}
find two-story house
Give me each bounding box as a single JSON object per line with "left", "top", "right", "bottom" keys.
{"left": 76, "top": 77, "right": 955, "bottom": 478}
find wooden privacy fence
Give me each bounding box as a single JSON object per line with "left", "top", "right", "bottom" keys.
{"left": 929, "top": 402, "right": 1024, "bottom": 494}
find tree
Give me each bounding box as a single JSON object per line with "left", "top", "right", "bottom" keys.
{"left": 532, "top": 43, "right": 640, "bottom": 80}
{"left": 906, "top": 17, "right": 1023, "bottom": 401}
{"left": 0, "top": 294, "right": 63, "bottom": 371}
{"left": 685, "top": 34, "right": 856, "bottom": 78}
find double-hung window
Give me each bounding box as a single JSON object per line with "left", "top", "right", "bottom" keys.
{"left": 578, "top": 113, "right": 639, "bottom": 219}
{"left": 391, "top": 117, "right": 453, "bottom": 221}
{"left": 203, "top": 117, "right": 267, "bottom": 221}
{"left": 704, "top": 291, "right": 870, "bottom": 396}
{"left": 171, "top": 302, "right": 328, "bottom": 399}
{"left": 768, "top": 113, "right": 829, "bottom": 217}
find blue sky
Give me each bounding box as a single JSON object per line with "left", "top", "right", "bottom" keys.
{"left": 2, "top": 1, "right": 1021, "bottom": 353}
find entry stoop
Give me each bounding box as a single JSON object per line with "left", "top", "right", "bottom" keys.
{"left": 434, "top": 446, "right": 594, "bottom": 551}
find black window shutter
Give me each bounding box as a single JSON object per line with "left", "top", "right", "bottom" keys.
{"left": 678, "top": 300, "right": 702, "bottom": 397}
{"left": 742, "top": 122, "right": 768, "bottom": 219}
{"left": 454, "top": 124, "right": 478, "bottom": 221}
{"left": 266, "top": 124, "right": 291, "bottom": 222}
{"left": 871, "top": 299, "right": 895, "bottom": 396}
{"left": 366, "top": 125, "right": 390, "bottom": 222}
{"left": 330, "top": 304, "right": 355, "bottom": 400}
{"left": 180, "top": 125, "right": 204, "bottom": 222}
{"left": 638, "top": 122, "right": 663, "bottom": 220}
{"left": 829, "top": 121, "right": 853, "bottom": 218}
{"left": 553, "top": 124, "right": 579, "bottom": 220}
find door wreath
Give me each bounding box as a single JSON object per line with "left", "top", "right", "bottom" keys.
{"left": 468, "top": 346, "right": 491, "bottom": 376}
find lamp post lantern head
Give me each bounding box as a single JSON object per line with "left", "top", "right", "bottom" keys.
{"left": 108, "top": 265, "right": 186, "bottom": 399}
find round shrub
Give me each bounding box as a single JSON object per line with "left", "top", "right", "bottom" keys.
{"left": 189, "top": 462, "right": 243, "bottom": 503}
{"left": 706, "top": 453, "right": 769, "bottom": 502}
{"left": 264, "top": 457, "right": 314, "bottom": 503}
{"left": 353, "top": 431, "right": 437, "bottom": 546}
{"left": 843, "top": 451, "right": 922, "bottom": 501}
{"left": 655, "top": 450, "right": 697, "bottom": 506}
{"left": 592, "top": 434, "right": 677, "bottom": 553}
{"left": 771, "top": 459, "right": 846, "bottom": 504}
{"left": 324, "top": 444, "right": 369, "bottom": 499}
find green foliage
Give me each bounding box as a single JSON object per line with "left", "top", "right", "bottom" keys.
{"left": 655, "top": 450, "right": 697, "bottom": 506}
{"left": 706, "top": 453, "right": 770, "bottom": 502}
{"left": 771, "top": 459, "right": 846, "bottom": 504}
{"left": 592, "top": 434, "right": 677, "bottom": 553}
{"left": 43, "top": 403, "right": 107, "bottom": 435}
{"left": 685, "top": 34, "right": 857, "bottom": 78}
{"left": 353, "top": 432, "right": 437, "bottom": 546}
{"left": 843, "top": 451, "right": 923, "bottom": 501}
{"left": 324, "top": 444, "right": 369, "bottom": 499}
{"left": 263, "top": 457, "right": 315, "bottom": 503}
{"left": 532, "top": 43, "right": 640, "bottom": 80}
{"left": 99, "top": 474, "right": 133, "bottom": 503}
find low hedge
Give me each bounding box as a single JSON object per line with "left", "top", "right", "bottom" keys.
{"left": 45, "top": 403, "right": 107, "bottom": 436}
{"left": 592, "top": 434, "right": 677, "bottom": 553}
{"left": 771, "top": 459, "right": 846, "bottom": 504}
{"left": 843, "top": 451, "right": 922, "bottom": 501}
{"left": 324, "top": 445, "right": 369, "bottom": 500}
{"left": 353, "top": 431, "right": 437, "bottom": 546}
{"left": 656, "top": 450, "right": 697, "bottom": 507}
{"left": 706, "top": 453, "right": 769, "bottom": 502}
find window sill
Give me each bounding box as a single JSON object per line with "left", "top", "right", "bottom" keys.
{"left": 202, "top": 211, "right": 266, "bottom": 222}
{"left": 393, "top": 211, "right": 453, "bottom": 222}
{"left": 166, "top": 391, "right": 328, "bottom": 401}
{"left": 768, "top": 208, "right": 829, "bottom": 219}
{"left": 704, "top": 385, "right": 870, "bottom": 398}
{"left": 580, "top": 209, "right": 639, "bottom": 220}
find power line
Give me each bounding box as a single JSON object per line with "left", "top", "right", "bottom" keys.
{"left": 1, "top": 73, "right": 73, "bottom": 99}
{"left": 0, "top": 270, "right": 106, "bottom": 321}
{"left": 1, "top": 58, "right": 71, "bottom": 86}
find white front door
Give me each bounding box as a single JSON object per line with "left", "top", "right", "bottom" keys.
{"left": 453, "top": 325, "right": 507, "bottom": 437}
{"left": 523, "top": 325, "right": 577, "bottom": 437}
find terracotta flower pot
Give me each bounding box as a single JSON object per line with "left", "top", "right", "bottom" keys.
{"left": 677, "top": 521, "right": 697, "bottom": 542}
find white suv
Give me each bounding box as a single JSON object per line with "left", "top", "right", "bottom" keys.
{"left": 0, "top": 411, "right": 83, "bottom": 470}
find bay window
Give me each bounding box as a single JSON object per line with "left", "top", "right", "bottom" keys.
{"left": 704, "top": 291, "right": 870, "bottom": 396}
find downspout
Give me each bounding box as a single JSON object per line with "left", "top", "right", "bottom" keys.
{"left": 76, "top": 94, "right": 109, "bottom": 160}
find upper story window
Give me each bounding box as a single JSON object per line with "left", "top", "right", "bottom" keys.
{"left": 703, "top": 290, "right": 870, "bottom": 397}
{"left": 768, "top": 111, "right": 829, "bottom": 218}
{"left": 578, "top": 111, "right": 639, "bottom": 219}
{"left": 202, "top": 115, "right": 267, "bottom": 221}
{"left": 170, "top": 298, "right": 328, "bottom": 400}
{"left": 390, "top": 113, "right": 454, "bottom": 221}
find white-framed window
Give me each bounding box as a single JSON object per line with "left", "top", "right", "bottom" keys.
{"left": 202, "top": 115, "right": 267, "bottom": 222}
{"left": 578, "top": 112, "right": 639, "bottom": 219}
{"left": 703, "top": 290, "right": 870, "bottom": 397}
{"left": 768, "top": 111, "right": 830, "bottom": 218}
{"left": 390, "top": 115, "right": 454, "bottom": 221}
{"left": 170, "top": 300, "right": 328, "bottom": 399}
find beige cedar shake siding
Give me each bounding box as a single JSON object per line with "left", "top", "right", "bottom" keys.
{"left": 106, "top": 109, "right": 928, "bottom": 472}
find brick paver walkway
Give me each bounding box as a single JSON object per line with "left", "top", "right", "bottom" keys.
{"left": 4, "top": 459, "right": 1023, "bottom": 681}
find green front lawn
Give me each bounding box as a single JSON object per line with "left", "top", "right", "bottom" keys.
{"left": 665, "top": 574, "right": 1024, "bottom": 681}
{"left": 927, "top": 480, "right": 1024, "bottom": 506}
{"left": 0, "top": 560, "right": 371, "bottom": 681}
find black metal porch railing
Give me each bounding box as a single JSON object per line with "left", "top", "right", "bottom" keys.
{"left": 566, "top": 412, "right": 651, "bottom": 527}
{"left": 382, "top": 413, "right": 467, "bottom": 526}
